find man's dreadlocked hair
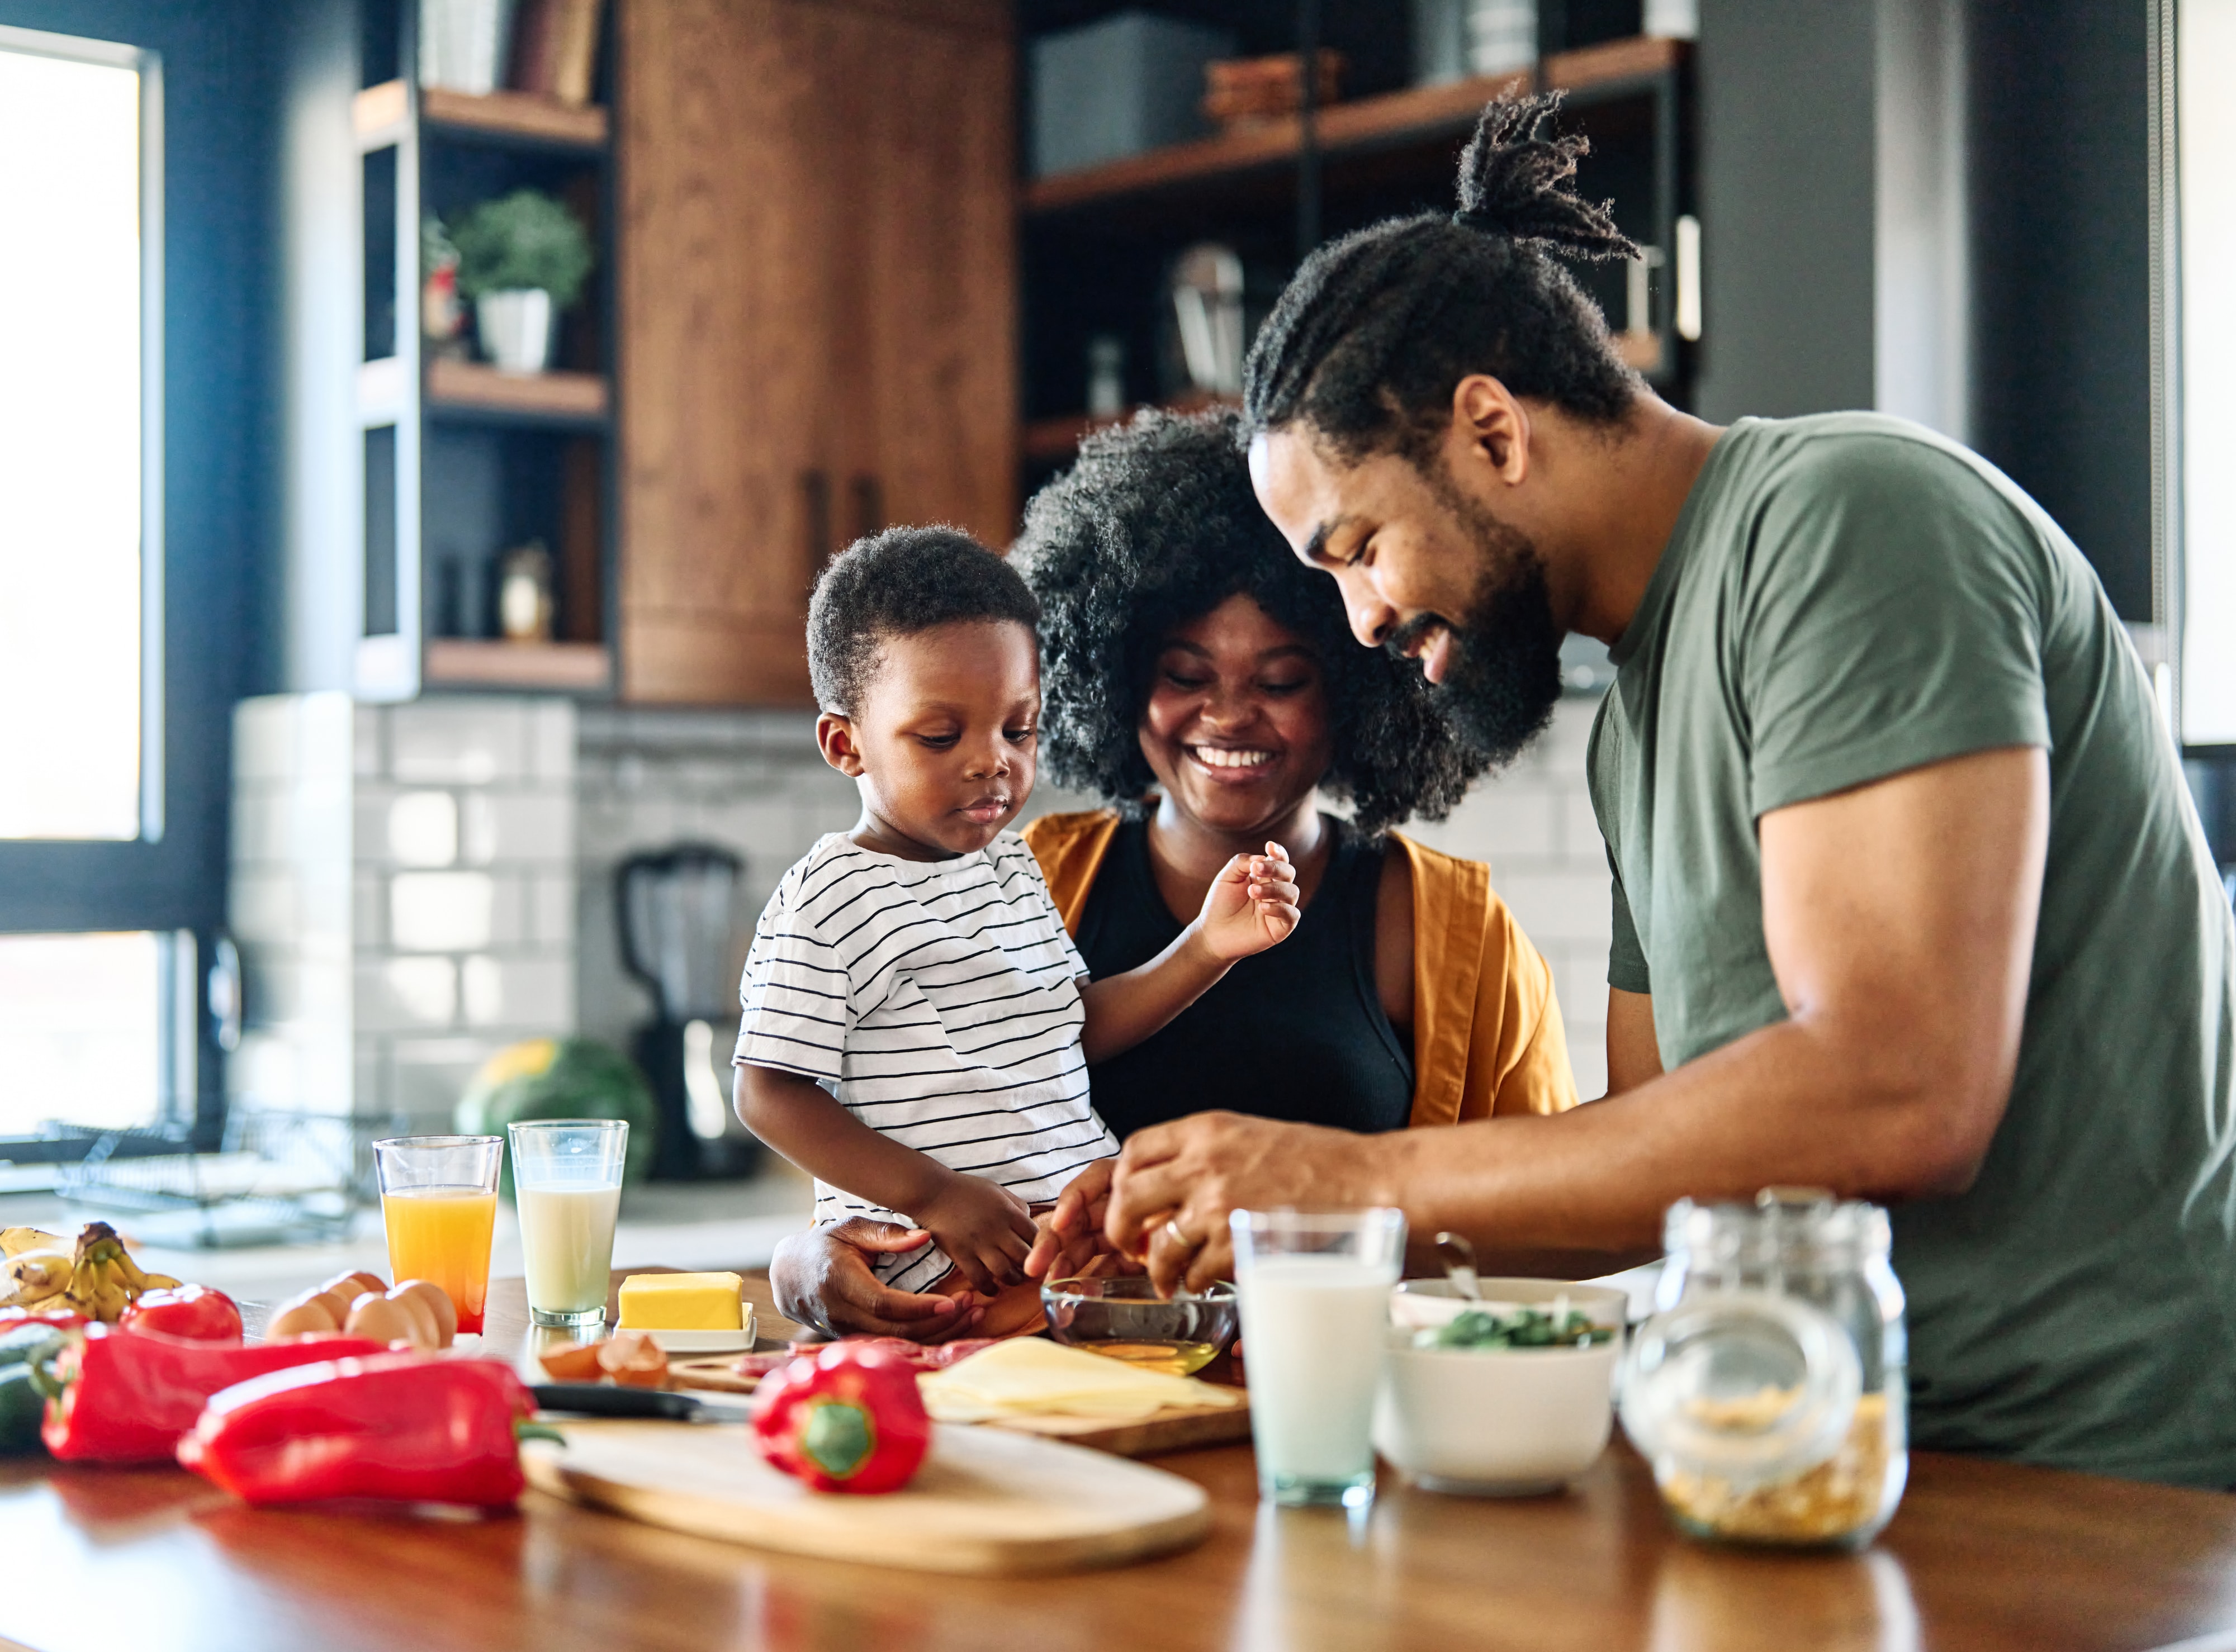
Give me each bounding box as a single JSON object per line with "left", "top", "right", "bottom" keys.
{"left": 1244, "top": 92, "right": 1640, "bottom": 461}
{"left": 1014, "top": 408, "right": 1489, "bottom": 836}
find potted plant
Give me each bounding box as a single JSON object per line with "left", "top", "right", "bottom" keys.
{"left": 449, "top": 189, "right": 595, "bottom": 374}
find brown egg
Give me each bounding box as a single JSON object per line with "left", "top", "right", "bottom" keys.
{"left": 311, "top": 1289, "right": 357, "bottom": 1329}
{"left": 381, "top": 1286, "right": 439, "bottom": 1350}
{"left": 322, "top": 1270, "right": 386, "bottom": 1303}
{"left": 267, "top": 1297, "right": 342, "bottom": 1339}
{"left": 391, "top": 1279, "right": 457, "bottom": 1347}
{"left": 344, "top": 1293, "right": 419, "bottom": 1347}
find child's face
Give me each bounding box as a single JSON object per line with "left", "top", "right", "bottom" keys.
{"left": 817, "top": 620, "right": 1041, "bottom": 860}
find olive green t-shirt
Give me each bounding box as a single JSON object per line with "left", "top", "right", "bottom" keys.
{"left": 1588, "top": 412, "right": 2236, "bottom": 1487}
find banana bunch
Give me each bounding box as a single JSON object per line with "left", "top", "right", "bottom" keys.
{"left": 0, "top": 1222, "right": 180, "bottom": 1322}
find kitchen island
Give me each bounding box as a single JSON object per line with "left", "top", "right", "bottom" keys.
{"left": 1, "top": 1274, "right": 2231, "bottom": 1652}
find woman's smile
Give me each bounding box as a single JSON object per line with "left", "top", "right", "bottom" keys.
{"left": 1186, "top": 744, "right": 1277, "bottom": 774}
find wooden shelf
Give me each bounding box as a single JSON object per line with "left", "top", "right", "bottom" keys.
{"left": 1024, "top": 36, "right": 1685, "bottom": 216}
{"left": 1022, "top": 393, "right": 1240, "bottom": 464}
{"left": 427, "top": 358, "right": 609, "bottom": 422}
{"left": 352, "top": 79, "right": 612, "bottom": 148}
{"left": 424, "top": 639, "right": 611, "bottom": 690}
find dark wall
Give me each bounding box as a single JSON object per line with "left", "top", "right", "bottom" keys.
{"left": 1968, "top": 0, "right": 2153, "bottom": 620}
{"left": 1692, "top": 0, "right": 1878, "bottom": 421}
{"left": 0, "top": 0, "right": 278, "bottom": 932}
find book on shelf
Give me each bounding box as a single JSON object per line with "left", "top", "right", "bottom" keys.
{"left": 506, "top": 0, "right": 600, "bottom": 105}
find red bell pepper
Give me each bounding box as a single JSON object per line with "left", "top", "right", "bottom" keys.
{"left": 176, "top": 1353, "right": 553, "bottom": 1507}
{"left": 751, "top": 1344, "right": 931, "bottom": 1494}
{"left": 120, "top": 1284, "right": 242, "bottom": 1344}
{"left": 42, "top": 1322, "right": 385, "bottom": 1463}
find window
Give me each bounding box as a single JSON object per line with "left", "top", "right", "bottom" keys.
{"left": 0, "top": 26, "right": 161, "bottom": 840}
{"left": 2179, "top": 1, "right": 2236, "bottom": 741}
{"left": 0, "top": 931, "right": 195, "bottom": 1137}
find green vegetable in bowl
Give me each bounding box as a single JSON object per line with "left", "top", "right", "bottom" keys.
{"left": 1413, "top": 1307, "right": 1616, "bottom": 1351}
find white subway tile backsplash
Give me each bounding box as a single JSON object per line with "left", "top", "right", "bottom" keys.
{"left": 528, "top": 872, "right": 575, "bottom": 943}
{"left": 361, "top": 956, "right": 458, "bottom": 1031}
{"left": 461, "top": 791, "right": 574, "bottom": 865}
{"left": 528, "top": 700, "right": 576, "bottom": 782}
{"left": 389, "top": 699, "right": 525, "bottom": 785}
{"left": 1489, "top": 870, "right": 1615, "bottom": 948}
{"left": 353, "top": 704, "right": 383, "bottom": 778}
{"left": 389, "top": 1035, "right": 511, "bottom": 1125}
{"left": 389, "top": 871, "right": 496, "bottom": 953}
{"left": 382, "top": 790, "right": 459, "bottom": 867}
{"left": 459, "top": 955, "right": 572, "bottom": 1029}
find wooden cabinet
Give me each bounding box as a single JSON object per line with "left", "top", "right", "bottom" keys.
{"left": 619, "top": 0, "right": 1016, "bottom": 705}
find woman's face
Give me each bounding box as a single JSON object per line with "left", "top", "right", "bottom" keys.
{"left": 1138, "top": 591, "right": 1334, "bottom": 836}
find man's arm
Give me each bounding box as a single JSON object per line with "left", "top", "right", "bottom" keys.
{"left": 1108, "top": 746, "right": 2050, "bottom": 1292}
{"left": 1605, "top": 988, "right": 1662, "bottom": 1096}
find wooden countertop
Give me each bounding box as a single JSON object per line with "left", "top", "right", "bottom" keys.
{"left": 4, "top": 1274, "right": 2233, "bottom": 1652}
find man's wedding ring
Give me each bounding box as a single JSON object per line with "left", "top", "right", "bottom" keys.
{"left": 1163, "top": 1217, "right": 1193, "bottom": 1250}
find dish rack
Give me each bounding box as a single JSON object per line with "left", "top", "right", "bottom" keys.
{"left": 55, "top": 1110, "right": 399, "bottom": 1249}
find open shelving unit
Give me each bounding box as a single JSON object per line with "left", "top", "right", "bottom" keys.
{"left": 1017, "top": 13, "right": 1694, "bottom": 485}
{"left": 348, "top": 17, "right": 618, "bottom": 702}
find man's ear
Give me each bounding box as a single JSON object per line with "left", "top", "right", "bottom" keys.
{"left": 1448, "top": 374, "right": 1532, "bottom": 485}
{"left": 817, "top": 711, "right": 867, "bottom": 777}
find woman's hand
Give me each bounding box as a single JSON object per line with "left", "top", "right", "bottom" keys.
{"left": 768, "top": 1220, "right": 988, "bottom": 1341}
{"left": 1107, "top": 1110, "right": 1394, "bottom": 1295}
{"left": 1195, "top": 842, "right": 1301, "bottom": 961}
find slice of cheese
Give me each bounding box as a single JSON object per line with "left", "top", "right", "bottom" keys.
{"left": 917, "top": 1336, "right": 1245, "bottom": 1423}
{"left": 616, "top": 1271, "right": 745, "bottom": 1331}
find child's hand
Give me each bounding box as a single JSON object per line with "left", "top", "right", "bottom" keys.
{"left": 1195, "top": 841, "right": 1301, "bottom": 961}
{"left": 912, "top": 1172, "right": 1038, "bottom": 1295}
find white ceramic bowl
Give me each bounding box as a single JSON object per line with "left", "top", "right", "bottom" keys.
{"left": 1372, "top": 1278, "right": 1627, "bottom": 1496}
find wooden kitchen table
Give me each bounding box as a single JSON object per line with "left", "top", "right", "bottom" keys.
{"left": 3, "top": 1274, "right": 2234, "bottom": 1652}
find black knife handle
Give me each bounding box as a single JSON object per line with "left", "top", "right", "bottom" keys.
{"left": 530, "top": 1383, "right": 700, "bottom": 1420}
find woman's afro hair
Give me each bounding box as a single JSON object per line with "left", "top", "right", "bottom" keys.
{"left": 1012, "top": 407, "right": 1490, "bottom": 836}
{"left": 807, "top": 525, "right": 1039, "bottom": 714}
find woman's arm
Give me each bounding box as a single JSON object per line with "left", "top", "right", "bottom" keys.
{"left": 1606, "top": 987, "right": 1663, "bottom": 1096}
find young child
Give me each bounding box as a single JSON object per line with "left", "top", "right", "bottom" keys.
{"left": 733, "top": 526, "right": 1299, "bottom": 1312}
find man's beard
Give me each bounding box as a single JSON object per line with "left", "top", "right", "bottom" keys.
{"left": 1391, "top": 474, "right": 1564, "bottom": 768}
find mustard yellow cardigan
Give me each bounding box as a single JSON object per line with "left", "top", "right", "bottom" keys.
{"left": 1022, "top": 811, "right": 1579, "bottom": 1126}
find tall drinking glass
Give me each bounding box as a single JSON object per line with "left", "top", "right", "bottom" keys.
{"left": 1231, "top": 1206, "right": 1408, "bottom": 1508}
{"left": 375, "top": 1135, "right": 502, "bottom": 1335}
{"left": 509, "top": 1119, "right": 627, "bottom": 1328}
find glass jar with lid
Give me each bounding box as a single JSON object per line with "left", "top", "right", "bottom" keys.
{"left": 1618, "top": 1188, "right": 1907, "bottom": 1549}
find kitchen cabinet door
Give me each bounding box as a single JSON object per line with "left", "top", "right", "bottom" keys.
{"left": 619, "top": 0, "right": 1016, "bottom": 706}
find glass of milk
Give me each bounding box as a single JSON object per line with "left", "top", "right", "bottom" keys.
{"left": 1231, "top": 1206, "right": 1408, "bottom": 1508}
{"left": 508, "top": 1119, "right": 628, "bottom": 1327}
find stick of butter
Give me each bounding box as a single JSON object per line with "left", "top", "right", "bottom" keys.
{"left": 616, "top": 1271, "right": 745, "bottom": 1331}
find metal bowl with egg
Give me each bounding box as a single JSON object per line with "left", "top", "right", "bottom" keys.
{"left": 1040, "top": 1276, "right": 1239, "bottom": 1375}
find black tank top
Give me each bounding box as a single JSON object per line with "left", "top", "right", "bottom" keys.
{"left": 1074, "top": 815, "right": 1415, "bottom": 1141}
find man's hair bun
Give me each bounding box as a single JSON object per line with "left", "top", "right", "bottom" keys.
{"left": 1451, "top": 92, "right": 1637, "bottom": 264}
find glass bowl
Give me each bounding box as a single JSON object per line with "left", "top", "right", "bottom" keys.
{"left": 1040, "top": 1275, "right": 1239, "bottom": 1375}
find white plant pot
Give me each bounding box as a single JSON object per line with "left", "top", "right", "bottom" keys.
{"left": 477, "top": 289, "right": 554, "bottom": 374}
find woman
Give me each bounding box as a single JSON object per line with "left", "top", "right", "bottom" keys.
{"left": 768, "top": 410, "right": 1576, "bottom": 1338}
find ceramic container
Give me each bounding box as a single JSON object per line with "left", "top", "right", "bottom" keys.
{"left": 1372, "top": 1277, "right": 1626, "bottom": 1496}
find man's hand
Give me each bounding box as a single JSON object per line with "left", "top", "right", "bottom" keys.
{"left": 1195, "top": 843, "right": 1302, "bottom": 960}
{"left": 768, "top": 1219, "right": 987, "bottom": 1341}
{"left": 1106, "top": 1112, "right": 1387, "bottom": 1295}
{"left": 913, "top": 1172, "right": 1037, "bottom": 1295}
{"left": 1024, "top": 1159, "right": 1126, "bottom": 1282}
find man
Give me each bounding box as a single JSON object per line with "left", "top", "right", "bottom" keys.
{"left": 1063, "top": 96, "right": 2236, "bottom": 1486}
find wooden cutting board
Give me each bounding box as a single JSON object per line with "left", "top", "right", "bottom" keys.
{"left": 666, "top": 1355, "right": 1254, "bottom": 1458}
{"left": 520, "top": 1419, "right": 1211, "bottom": 1575}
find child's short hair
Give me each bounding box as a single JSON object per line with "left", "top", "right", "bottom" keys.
{"left": 807, "top": 526, "right": 1041, "bottom": 714}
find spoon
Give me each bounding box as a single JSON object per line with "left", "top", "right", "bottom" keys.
{"left": 1433, "top": 1232, "right": 1483, "bottom": 1302}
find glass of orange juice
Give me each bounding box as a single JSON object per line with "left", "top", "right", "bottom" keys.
{"left": 373, "top": 1134, "right": 503, "bottom": 1335}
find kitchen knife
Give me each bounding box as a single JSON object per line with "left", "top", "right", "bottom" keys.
{"left": 529, "top": 1383, "right": 754, "bottom": 1424}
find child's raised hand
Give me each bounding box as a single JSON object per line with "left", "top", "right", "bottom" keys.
{"left": 1196, "top": 841, "right": 1301, "bottom": 960}
{"left": 913, "top": 1171, "right": 1038, "bottom": 1295}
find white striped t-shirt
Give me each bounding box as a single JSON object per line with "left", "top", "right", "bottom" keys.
{"left": 733, "top": 830, "right": 1117, "bottom": 1294}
